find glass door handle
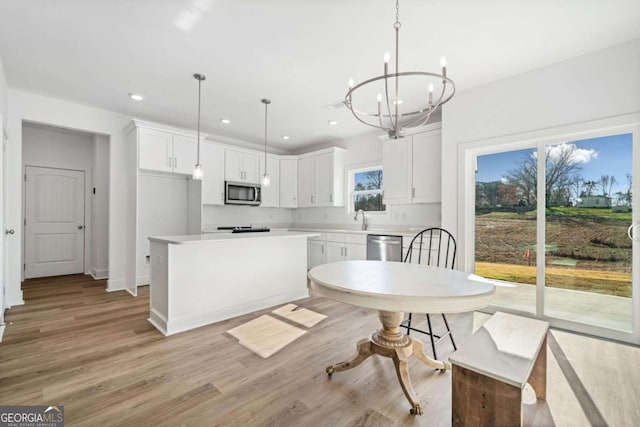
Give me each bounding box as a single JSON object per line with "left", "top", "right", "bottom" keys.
{"left": 628, "top": 224, "right": 639, "bottom": 241}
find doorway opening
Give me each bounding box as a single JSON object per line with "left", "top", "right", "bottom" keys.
{"left": 21, "top": 122, "right": 109, "bottom": 282}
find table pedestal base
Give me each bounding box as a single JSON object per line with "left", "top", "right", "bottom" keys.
{"left": 325, "top": 311, "right": 452, "bottom": 415}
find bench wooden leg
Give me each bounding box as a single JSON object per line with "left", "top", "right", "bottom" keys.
{"left": 452, "top": 365, "right": 522, "bottom": 426}
{"left": 528, "top": 334, "right": 547, "bottom": 400}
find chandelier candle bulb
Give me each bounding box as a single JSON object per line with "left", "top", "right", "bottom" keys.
{"left": 384, "top": 52, "right": 391, "bottom": 63}
{"left": 348, "top": 78, "right": 354, "bottom": 88}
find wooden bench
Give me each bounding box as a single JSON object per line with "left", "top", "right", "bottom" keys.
{"left": 449, "top": 312, "right": 549, "bottom": 426}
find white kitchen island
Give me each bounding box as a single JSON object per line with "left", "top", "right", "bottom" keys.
{"left": 148, "top": 231, "right": 320, "bottom": 335}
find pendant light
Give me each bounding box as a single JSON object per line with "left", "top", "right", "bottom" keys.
{"left": 192, "top": 73, "right": 206, "bottom": 180}
{"left": 344, "top": 0, "right": 455, "bottom": 139}
{"left": 261, "top": 98, "right": 271, "bottom": 187}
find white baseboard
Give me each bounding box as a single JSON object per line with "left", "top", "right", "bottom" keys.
{"left": 153, "top": 290, "right": 310, "bottom": 336}
{"left": 0, "top": 324, "right": 5, "bottom": 343}
{"left": 148, "top": 309, "right": 168, "bottom": 335}
{"left": 90, "top": 267, "right": 109, "bottom": 280}
{"left": 7, "top": 292, "right": 24, "bottom": 308}
{"left": 106, "top": 278, "right": 126, "bottom": 292}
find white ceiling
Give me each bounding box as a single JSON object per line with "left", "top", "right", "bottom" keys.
{"left": 1, "top": 0, "right": 640, "bottom": 150}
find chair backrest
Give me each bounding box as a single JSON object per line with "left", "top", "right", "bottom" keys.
{"left": 403, "top": 227, "right": 457, "bottom": 269}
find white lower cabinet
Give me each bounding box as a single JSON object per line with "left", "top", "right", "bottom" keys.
{"left": 326, "top": 241, "right": 345, "bottom": 263}
{"left": 307, "top": 232, "right": 367, "bottom": 269}
{"left": 308, "top": 240, "right": 326, "bottom": 269}
{"left": 345, "top": 243, "right": 366, "bottom": 260}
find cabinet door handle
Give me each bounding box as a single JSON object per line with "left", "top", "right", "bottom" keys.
{"left": 311, "top": 195, "right": 314, "bottom": 204}
{"left": 330, "top": 194, "right": 333, "bottom": 203}
{"left": 174, "top": 157, "right": 177, "bottom": 168}
{"left": 344, "top": 246, "right": 347, "bottom": 257}
{"left": 412, "top": 187, "right": 416, "bottom": 198}
{"left": 321, "top": 245, "right": 324, "bottom": 254}
{"left": 168, "top": 157, "right": 172, "bottom": 168}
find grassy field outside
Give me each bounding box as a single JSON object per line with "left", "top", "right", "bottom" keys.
{"left": 475, "top": 262, "right": 632, "bottom": 297}
{"left": 475, "top": 207, "right": 633, "bottom": 298}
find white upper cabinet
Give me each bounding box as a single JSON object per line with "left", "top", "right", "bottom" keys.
{"left": 138, "top": 128, "right": 172, "bottom": 173}
{"left": 314, "top": 152, "right": 335, "bottom": 206}
{"left": 297, "top": 148, "right": 345, "bottom": 208}
{"left": 382, "top": 126, "right": 441, "bottom": 204}
{"left": 259, "top": 155, "right": 280, "bottom": 208}
{"left": 279, "top": 158, "right": 298, "bottom": 208}
{"left": 138, "top": 126, "right": 199, "bottom": 176}
{"left": 225, "top": 149, "right": 260, "bottom": 184}
{"left": 298, "top": 156, "right": 315, "bottom": 207}
{"left": 201, "top": 143, "right": 225, "bottom": 205}
{"left": 411, "top": 131, "right": 441, "bottom": 203}
{"left": 382, "top": 137, "right": 412, "bottom": 204}
{"left": 172, "top": 134, "right": 199, "bottom": 175}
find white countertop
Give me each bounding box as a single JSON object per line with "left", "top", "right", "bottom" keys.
{"left": 290, "top": 227, "right": 424, "bottom": 238}
{"left": 149, "top": 230, "right": 321, "bottom": 245}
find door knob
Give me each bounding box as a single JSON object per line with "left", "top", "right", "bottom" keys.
{"left": 5, "top": 229, "right": 14, "bottom": 235}
{"left": 78, "top": 225, "right": 84, "bottom": 230}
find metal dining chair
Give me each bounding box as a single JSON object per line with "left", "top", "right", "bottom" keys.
{"left": 401, "top": 227, "right": 457, "bottom": 359}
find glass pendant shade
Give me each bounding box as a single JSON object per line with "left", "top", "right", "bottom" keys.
{"left": 262, "top": 173, "right": 271, "bottom": 187}
{"left": 193, "top": 163, "right": 203, "bottom": 180}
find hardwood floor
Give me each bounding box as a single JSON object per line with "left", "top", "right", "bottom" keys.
{"left": 1, "top": 275, "right": 639, "bottom": 426}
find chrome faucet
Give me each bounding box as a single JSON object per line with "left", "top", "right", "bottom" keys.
{"left": 354, "top": 209, "right": 368, "bottom": 231}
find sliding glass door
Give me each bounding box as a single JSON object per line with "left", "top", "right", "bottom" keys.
{"left": 475, "top": 148, "right": 538, "bottom": 315}
{"left": 472, "top": 127, "right": 638, "bottom": 341}
{"left": 544, "top": 134, "right": 633, "bottom": 331}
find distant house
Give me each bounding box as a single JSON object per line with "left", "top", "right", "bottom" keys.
{"left": 576, "top": 196, "right": 612, "bottom": 208}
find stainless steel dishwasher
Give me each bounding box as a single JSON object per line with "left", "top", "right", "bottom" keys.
{"left": 366, "top": 234, "right": 403, "bottom": 261}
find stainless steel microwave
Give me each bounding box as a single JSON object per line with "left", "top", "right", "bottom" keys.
{"left": 225, "top": 181, "right": 261, "bottom": 206}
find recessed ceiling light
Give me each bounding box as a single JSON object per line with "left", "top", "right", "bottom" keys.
{"left": 219, "top": 118, "right": 231, "bottom": 124}
{"left": 128, "top": 93, "right": 144, "bottom": 101}
{"left": 281, "top": 135, "right": 290, "bottom": 140}
{"left": 328, "top": 120, "right": 338, "bottom": 126}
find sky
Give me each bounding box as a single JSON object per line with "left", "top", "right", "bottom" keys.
{"left": 476, "top": 133, "right": 633, "bottom": 197}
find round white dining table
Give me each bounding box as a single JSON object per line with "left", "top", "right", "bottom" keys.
{"left": 307, "top": 260, "right": 495, "bottom": 415}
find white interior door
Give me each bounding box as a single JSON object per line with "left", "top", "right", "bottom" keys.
{"left": 24, "top": 166, "right": 85, "bottom": 279}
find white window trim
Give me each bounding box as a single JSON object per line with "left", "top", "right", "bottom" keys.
{"left": 347, "top": 164, "right": 386, "bottom": 214}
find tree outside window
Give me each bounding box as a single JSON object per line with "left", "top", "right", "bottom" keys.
{"left": 351, "top": 167, "right": 385, "bottom": 212}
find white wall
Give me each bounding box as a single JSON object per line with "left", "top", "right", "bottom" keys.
{"left": 7, "top": 90, "right": 133, "bottom": 304}
{"left": 202, "top": 205, "right": 293, "bottom": 231}
{"left": 0, "top": 58, "right": 7, "bottom": 129}
{"left": 22, "top": 123, "right": 96, "bottom": 275}
{"left": 442, "top": 39, "right": 640, "bottom": 267}
{"left": 0, "top": 56, "right": 8, "bottom": 323}
{"left": 92, "top": 134, "right": 109, "bottom": 278}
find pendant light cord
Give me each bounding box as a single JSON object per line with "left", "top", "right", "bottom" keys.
{"left": 261, "top": 98, "right": 271, "bottom": 174}
{"left": 264, "top": 101, "right": 268, "bottom": 171}
{"left": 197, "top": 78, "right": 201, "bottom": 164}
